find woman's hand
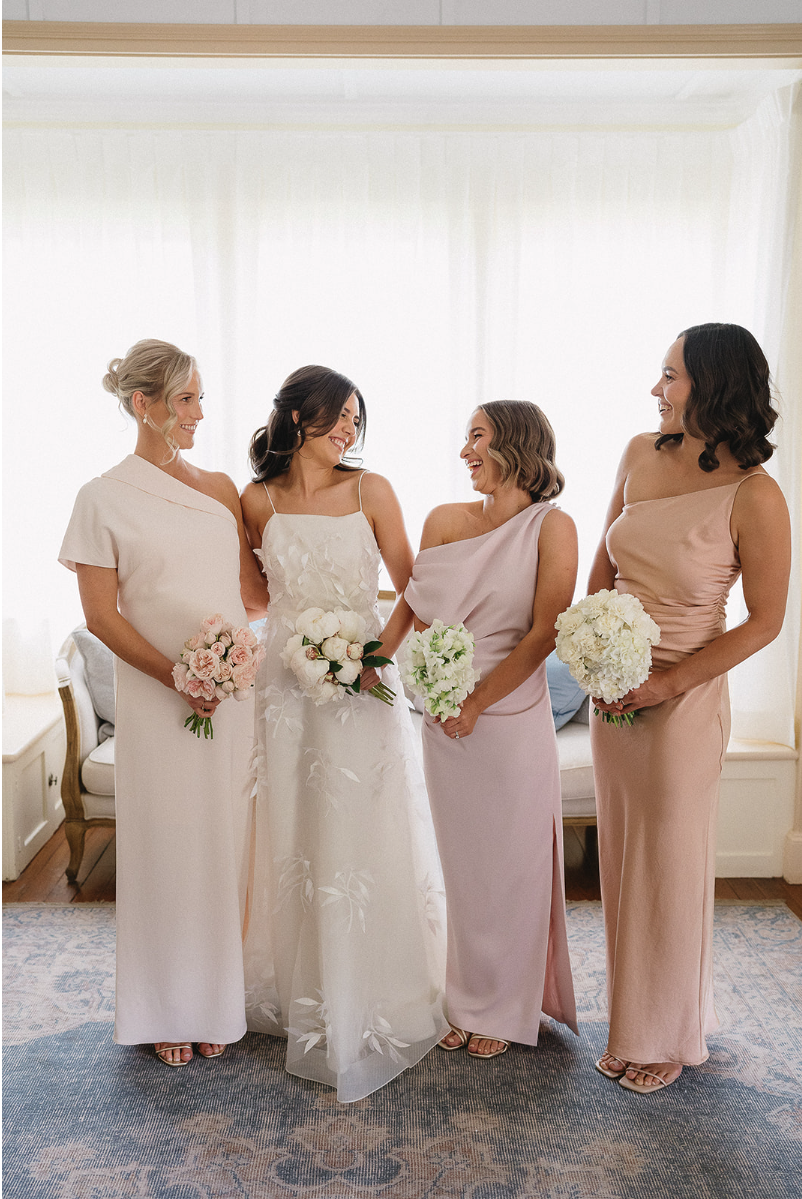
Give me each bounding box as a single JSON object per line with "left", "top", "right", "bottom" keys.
{"left": 359, "top": 665, "right": 381, "bottom": 693}
{"left": 438, "top": 695, "right": 480, "bottom": 740}
{"left": 593, "top": 670, "right": 676, "bottom": 715}
{"left": 182, "top": 692, "right": 222, "bottom": 720}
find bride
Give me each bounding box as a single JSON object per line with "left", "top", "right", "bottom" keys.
{"left": 241, "top": 364, "right": 448, "bottom": 1102}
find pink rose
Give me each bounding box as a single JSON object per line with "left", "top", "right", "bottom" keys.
{"left": 184, "top": 633, "right": 204, "bottom": 651}
{"left": 201, "top": 614, "right": 225, "bottom": 637}
{"left": 186, "top": 676, "right": 216, "bottom": 700}
{"left": 188, "top": 648, "right": 218, "bottom": 679}
{"left": 221, "top": 680, "right": 235, "bottom": 693}
{"left": 172, "top": 663, "right": 190, "bottom": 692}
{"left": 228, "top": 644, "right": 253, "bottom": 667}
{"left": 210, "top": 641, "right": 226, "bottom": 657}
{"left": 232, "top": 662, "right": 257, "bottom": 690}
{"left": 214, "top": 685, "right": 229, "bottom": 701}
{"left": 232, "top": 626, "right": 258, "bottom": 648}
{"left": 214, "top": 659, "right": 233, "bottom": 682}
{"left": 219, "top": 633, "right": 233, "bottom": 648}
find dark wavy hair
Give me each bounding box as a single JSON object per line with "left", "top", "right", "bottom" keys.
{"left": 249, "top": 365, "right": 366, "bottom": 483}
{"left": 655, "top": 323, "right": 777, "bottom": 472}
{"left": 481, "top": 400, "right": 564, "bottom": 502}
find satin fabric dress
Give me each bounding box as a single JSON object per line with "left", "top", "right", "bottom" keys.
{"left": 243, "top": 477, "right": 448, "bottom": 1103}
{"left": 59, "top": 454, "right": 254, "bottom": 1046}
{"left": 591, "top": 476, "right": 757, "bottom": 1067}
{"left": 405, "top": 503, "right": 578, "bottom": 1045}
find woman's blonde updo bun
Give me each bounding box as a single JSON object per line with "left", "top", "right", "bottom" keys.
{"left": 103, "top": 339, "right": 198, "bottom": 457}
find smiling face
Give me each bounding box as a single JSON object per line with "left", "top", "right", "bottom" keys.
{"left": 460, "top": 408, "right": 503, "bottom": 493}
{"left": 137, "top": 370, "right": 204, "bottom": 449}
{"left": 652, "top": 338, "right": 692, "bottom": 435}
{"left": 300, "top": 392, "right": 360, "bottom": 465}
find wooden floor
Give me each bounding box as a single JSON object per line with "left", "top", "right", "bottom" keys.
{"left": 4, "top": 823, "right": 802, "bottom": 921}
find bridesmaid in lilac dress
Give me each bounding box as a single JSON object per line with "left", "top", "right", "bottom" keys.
{"left": 589, "top": 324, "right": 790, "bottom": 1094}
{"left": 405, "top": 401, "right": 579, "bottom": 1059}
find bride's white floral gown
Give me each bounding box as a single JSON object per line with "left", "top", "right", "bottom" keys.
{"left": 243, "top": 481, "right": 448, "bottom": 1102}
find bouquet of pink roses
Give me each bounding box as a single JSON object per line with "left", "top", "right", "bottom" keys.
{"left": 172, "top": 613, "right": 265, "bottom": 738}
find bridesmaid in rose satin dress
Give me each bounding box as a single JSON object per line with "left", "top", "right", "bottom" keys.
{"left": 589, "top": 324, "right": 790, "bottom": 1094}
{"left": 405, "top": 401, "right": 579, "bottom": 1059}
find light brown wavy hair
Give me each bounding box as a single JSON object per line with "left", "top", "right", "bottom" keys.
{"left": 479, "top": 400, "right": 564, "bottom": 501}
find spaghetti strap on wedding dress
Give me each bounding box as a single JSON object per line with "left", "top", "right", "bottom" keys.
{"left": 243, "top": 474, "right": 448, "bottom": 1102}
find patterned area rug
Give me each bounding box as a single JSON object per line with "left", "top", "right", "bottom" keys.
{"left": 3, "top": 902, "right": 800, "bottom": 1199}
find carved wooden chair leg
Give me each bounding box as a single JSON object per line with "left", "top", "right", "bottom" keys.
{"left": 65, "top": 821, "right": 87, "bottom": 882}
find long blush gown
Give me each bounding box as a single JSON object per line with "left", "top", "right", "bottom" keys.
{"left": 59, "top": 455, "right": 254, "bottom": 1046}
{"left": 405, "top": 503, "right": 578, "bottom": 1045}
{"left": 243, "top": 476, "right": 448, "bottom": 1103}
{"left": 591, "top": 476, "right": 759, "bottom": 1067}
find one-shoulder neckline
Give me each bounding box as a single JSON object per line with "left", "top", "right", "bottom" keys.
{"left": 416, "top": 500, "right": 550, "bottom": 556}
{"left": 624, "top": 473, "right": 765, "bottom": 507}
{"left": 103, "top": 454, "right": 237, "bottom": 526}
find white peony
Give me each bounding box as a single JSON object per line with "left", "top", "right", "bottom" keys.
{"left": 280, "top": 633, "right": 305, "bottom": 668}
{"left": 335, "top": 608, "right": 367, "bottom": 644}
{"left": 295, "top": 607, "right": 341, "bottom": 643}
{"left": 321, "top": 635, "right": 350, "bottom": 664}
{"left": 335, "top": 659, "right": 361, "bottom": 686}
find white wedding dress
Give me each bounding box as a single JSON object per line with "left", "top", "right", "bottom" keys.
{"left": 243, "top": 476, "right": 448, "bottom": 1102}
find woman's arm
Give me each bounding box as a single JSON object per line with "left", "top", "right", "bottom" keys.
{"left": 440, "top": 509, "right": 578, "bottom": 738}
{"left": 607, "top": 475, "right": 791, "bottom": 715}
{"left": 361, "top": 474, "right": 416, "bottom": 666}
{"left": 76, "top": 564, "right": 219, "bottom": 717}
{"left": 586, "top": 442, "right": 633, "bottom": 594}
{"left": 210, "top": 474, "right": 268, "bottom": 620}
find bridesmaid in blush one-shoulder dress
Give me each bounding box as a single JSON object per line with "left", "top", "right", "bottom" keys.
{"left": 590, "top": 324, "right": 790, "bottom": 1095}
{"left": 405, "top": 401, "right": 579, "bottom": 1059}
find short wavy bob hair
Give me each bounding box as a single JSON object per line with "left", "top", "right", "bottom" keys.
{"left": 479, "top": 400, "right": 564, "bottom": 502}
{"left": 250, "top": 365, "right": 365, "bottom": 483}
{"left": 655, "top": 322, "right": 777, "bottom": 472}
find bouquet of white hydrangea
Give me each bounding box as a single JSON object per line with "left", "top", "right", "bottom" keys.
{"left": 554, "top": 589, "right": 661, "bottom": 727}
{"left": 401, "top": 620, "right": 480, "bottom": 720}
{"left": 282, "top": 607, "right": 394, "bottom": 706}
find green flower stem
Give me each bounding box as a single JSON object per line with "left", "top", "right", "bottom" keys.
{"left": 184, "top": 713, "right": 214, "bottom": 739}
{"left": 594, "top": 707, "right": 638, "bottom": 728}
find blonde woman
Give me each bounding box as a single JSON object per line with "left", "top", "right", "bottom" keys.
{"left": 405, "top": 401, "right": 579, "bottom": 1060}
{"left": 60, "top": 339, "right": 266, "bottom": 1067}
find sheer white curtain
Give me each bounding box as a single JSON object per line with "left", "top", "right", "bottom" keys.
{"left": 4, "top": 90, "right": 799, "bottom": 741}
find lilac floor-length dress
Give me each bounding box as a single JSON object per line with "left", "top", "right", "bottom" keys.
{"left": 591, "top": 477, "right": 760, "bottom": 1067}
{"left": 405, "top": 503, "right": 578, "bottom": 1045}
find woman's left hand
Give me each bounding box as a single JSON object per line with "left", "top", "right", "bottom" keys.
{"left": 359, "top": 665, "right": 381, "bottom": 693}
{"left": 438, "top": 696, "right": 480, "bottom": 740}
{"left": 593, "top": 669, "right": 676, "bottom": 715}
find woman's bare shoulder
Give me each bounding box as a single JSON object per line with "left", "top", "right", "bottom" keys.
{"left": 421, "top": 502, "right": 480, "bottom": 548}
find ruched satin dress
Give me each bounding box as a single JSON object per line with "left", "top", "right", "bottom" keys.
{"left": 591, "top": 476, "right": 758, "bottom": 1066}
{"left": 405, "top": 503, "right": 578, "bottom": 1045}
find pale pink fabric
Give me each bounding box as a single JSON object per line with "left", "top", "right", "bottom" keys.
{"left": 405, "top": 503, "right": 578, "bottom": 1044}
{"left": 591, "top": 477, "right": 755, "bottom": 1067}
{"left": 60, "top": 455, "right": 254, "bottom": 1046}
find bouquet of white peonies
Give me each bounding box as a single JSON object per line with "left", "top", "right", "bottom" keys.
{"left": 401, "top": 620, "right": 480, "bottom": 720}
{"left": 554, "top": 589, "right": 661, "bottom": 726}
{"left": 282, "top": 607, "right": 395, "bottom": 706}
{"left": 172, "top": 613, "right": 265, "bottom": 738}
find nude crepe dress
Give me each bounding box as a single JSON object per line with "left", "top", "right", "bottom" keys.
{"left": 59, "top": 455, "right": 254, "bottom": 1045}
{"left": 591, "top": 477, "right": 755, "bottom": 1067}
{"left": 405, "top": 503, "right": 578, "bottom": 1045}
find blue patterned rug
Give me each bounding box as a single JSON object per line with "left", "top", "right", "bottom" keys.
{"left": 3, "top": 902, "right": 800, "bottom": 1199}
